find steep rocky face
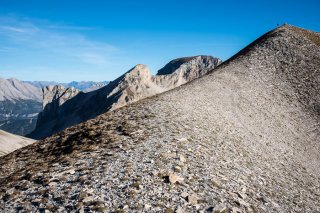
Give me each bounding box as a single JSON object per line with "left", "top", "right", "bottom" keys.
{"left": 0, "top": 78, "right": 42, "bottom": 135}
{"left": 1, "top": 25, "right": 319, "bottom": 212}
{"left": 0, "top": 130, "right": 35, "bottom": 156}
{"left": 42, "top": 85, "right": 80, "bottom": 109}
{"left": 34, "top": 86, "right": 80, "bottom": 138}
{"left": 29, "top": 56, "right": 221, "bottom": 139}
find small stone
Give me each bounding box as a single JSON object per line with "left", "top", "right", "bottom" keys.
{"left": 187, "top": 194, "right": 198, "bottom": 205}
{"left": 168, "top": 173, "right": 184, "bottom": 184}
{"left": 83, "top": 196, "right": 94, "bottom": 203}
{"left": 48, "top": 178, "right": 59, "bottom": 183}
{"left": 165, "top": 208, "right": 174, "bottom": 213}
{"left": 66, "top": 169, "right": 75, "bottom": 175}
{"left": 179, "top": 154, "right": 187, "bottom": 163}
{"left": 79, "top": 207, "right": 85, "bottom": 213}
{"left": 174, "top": 166, "right": 182, "bottom": 172}
{"left": 231, "top": 207, "right": 242, "bottom": 213}
{"left": 178, "top": 138, "right": 189, "bottom": 143}
{"left": 176, "top": 206, "right": 185, "bottom": 213}
{"left": 144, "top": 204, "right": 152, "bottom": 209}
{"left": 48, "top": 182, "right": 58, "bottom": 187}
{"left": 236, "top": 192, "right": 247, "bottom": 199}
{"left": 180, "top": 192, "right": 189, "bottom": 198}
{"left": 213, "top": 204, "right": 228, "bottom": 213}
{"left": 236, "top": 198, "right": 250, "bottom": 207}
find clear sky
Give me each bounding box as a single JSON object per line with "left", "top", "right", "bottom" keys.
{"left": 0, "top": 0, "right": 319, "bottom": 82}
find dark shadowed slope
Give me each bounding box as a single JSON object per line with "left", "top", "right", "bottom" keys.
{"left": 0, "top": 25, "right": 319, "bottom": 212}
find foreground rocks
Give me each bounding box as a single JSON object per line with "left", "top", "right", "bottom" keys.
{"left": 0, "top": 25, "right": 319, "bottom": 212}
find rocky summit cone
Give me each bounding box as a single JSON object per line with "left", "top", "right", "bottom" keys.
{"left": 0, "top": 25, "right": 319, "bottom": 212}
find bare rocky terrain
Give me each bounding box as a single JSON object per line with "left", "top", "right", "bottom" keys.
{"left": 0, "top": 24, "right": 319, "bottom": 213}
{"left": 30, "top": 56, "right": 221, "bottom": 139}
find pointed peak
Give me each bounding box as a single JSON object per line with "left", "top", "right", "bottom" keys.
{"left": 270, "top": 24, "right": 319, "bottom": 47}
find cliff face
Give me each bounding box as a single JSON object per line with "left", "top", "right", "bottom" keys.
{"left": 34, "top": 86, "right": 80, "bottom": 139}
{"left": 41, "top": 85, "right": 80, "bottom": 109}
{"left": 29, "top": 56, "right": 221, "bottom": 139}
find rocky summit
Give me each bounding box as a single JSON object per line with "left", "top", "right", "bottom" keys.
{"left": 0, "top": 25, "right": 319, "bottom": 213}
{"left": 29, "top": 55, "right": 221, "bottom": 139}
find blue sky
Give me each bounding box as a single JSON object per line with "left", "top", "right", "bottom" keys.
{"left": 0, "top": 0, "right": 319, "bottom": 82}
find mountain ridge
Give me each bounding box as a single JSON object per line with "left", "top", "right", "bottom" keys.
{"left": 29, "top": 55, "right": 221, "bottom": 139}
{"left": 0, "top": 25, "right": 319, "bottom": 212}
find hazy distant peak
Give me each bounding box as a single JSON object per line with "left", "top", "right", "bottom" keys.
{"left": 0, "top": 78, "right": 42, "bottom": 102}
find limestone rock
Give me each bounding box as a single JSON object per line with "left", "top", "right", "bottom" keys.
{"left": 187, "top": 194, "right": 198, "bottom": 205}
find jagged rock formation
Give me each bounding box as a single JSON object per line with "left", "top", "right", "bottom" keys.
{"left": 42, "top": 85, "right": 80, "bottom": 109}
{"left": 1, "top": 25, "right": 319, "bottom": 212}
{"left": 0, "top": 78, "right": 42, "bottom": 135}
{"left": 0, "top": 130, "right": 35, "bottom": 156}
{"left": 33, "top": 86, "right": 80, "bottom": 138}
{"left": 29, "top": 56, "right": 221, "bottom": 139}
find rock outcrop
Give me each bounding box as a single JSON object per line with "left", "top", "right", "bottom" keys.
{"left": 29, "top": 56, "right": 221, "bottom": 139}
{"left": 0, "top": 130, "right": 35, "bottom": 156}
{"left": 42, "top": 85, "right": 80, "bottom": 109}
{"left": 1, "top": 25, "right": 319, "bottom": 212}
{"left": 34, "top": 86, "right": 80, "bottom": 139}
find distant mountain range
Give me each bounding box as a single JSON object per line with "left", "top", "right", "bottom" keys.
{"left": 0, "top": 79, "right": 109, "bottom": 136}
{"left": 24, "top": 80, "right": 109, "bottom": 92}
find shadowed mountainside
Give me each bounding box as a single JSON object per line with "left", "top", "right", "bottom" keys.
{"left": 29, "top": 56, "right": 221, "bottom": 139}
{"left": 0, "top": 25, "right": 319, "bottom": 212}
